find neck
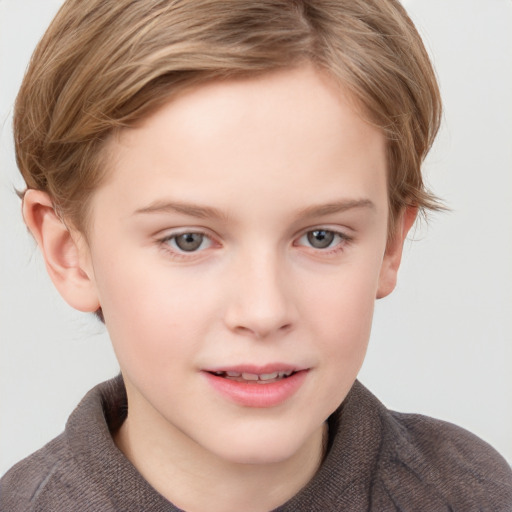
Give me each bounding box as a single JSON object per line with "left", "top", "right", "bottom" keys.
{"left": 114, "top": 386, "right": 326, "bottom": 512}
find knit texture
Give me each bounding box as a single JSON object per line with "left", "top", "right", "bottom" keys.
{"left": 2, "top": 376, "right": 511, "bottom": 511}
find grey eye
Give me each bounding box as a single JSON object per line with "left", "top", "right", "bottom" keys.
{"left": 174, "top": 233, "right": 205, "bottom": 252}
{"left": 306, "top": 230, "right": 336, "bottom": 249}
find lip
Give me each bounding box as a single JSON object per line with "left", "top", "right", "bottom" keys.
{"left": 204, "top": 363, "right": 300, "bottom": 375}
{"left": 202, "top": 365, "right": 308, "bottom": 408}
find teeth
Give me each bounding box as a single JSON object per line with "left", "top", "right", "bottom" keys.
{"left": 259, "top": 372, "right": 279, "bottom": 381}
{"left": 241, "top": 372, "right": 259, "bottom": 381}
{"left": 213, "top": 370, "right": 295, "bottom": 382}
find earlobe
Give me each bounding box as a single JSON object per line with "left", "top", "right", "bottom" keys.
{"left": 22, "top": 190, "right": 100, "bottom": 312}
{"left": 376, "top": 206, "right": 417, "bottom": 299}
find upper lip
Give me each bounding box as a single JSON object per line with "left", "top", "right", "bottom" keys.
{"left": 203, "top": 363, "right": 305, "bottom": 375}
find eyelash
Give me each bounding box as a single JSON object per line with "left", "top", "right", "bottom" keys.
{"left": 158, "top": 230, "right": 214, "bottom": 260}
{"left": 294, "top": 228, "right": 352, "bottom": 255}
{"left": 157, "top": 227, "right": 352, "bottom": 260}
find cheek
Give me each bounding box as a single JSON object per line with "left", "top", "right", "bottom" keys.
{"left": 93, "top": 257, "right": 218, "bottom": 370}
{"left": 290, "top": 267, "right": 377, "bottom": 422}
{"left": 302, "top": 259, "right": 380, "bottom": 359}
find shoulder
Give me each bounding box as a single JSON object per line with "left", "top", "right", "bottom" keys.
{"left": 0, "top": 433, "right": 78, "bottom": 512}
{"left": 0, "top": 377, "right": 125, "bottom": 512}
{"left": 374, "top": 402, "right": 512, "bottom": 510}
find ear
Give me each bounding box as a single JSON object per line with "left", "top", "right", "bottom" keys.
{"left": 376, "top": 206, "right": 417, "bottom": 299}
{"left": 22, "top": 190, "right": 100, "bottom": 312}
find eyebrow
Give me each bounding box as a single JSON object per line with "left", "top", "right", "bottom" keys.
{"left": 134, "top": 200, "right": 228, "bottom": 220}
{"left": 294, "top": 199, "right": 375, "bottom": 220}
{"left": 134, "top": 198, "right": 374, "bottom": 221}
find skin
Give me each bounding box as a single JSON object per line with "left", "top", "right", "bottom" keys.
{"left": 24, "top": 64, "right": 415, "bottom": 512}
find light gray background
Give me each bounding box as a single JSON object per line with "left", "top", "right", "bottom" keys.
{"left": 1, "top": 0, "right": 511, "bottom": 475}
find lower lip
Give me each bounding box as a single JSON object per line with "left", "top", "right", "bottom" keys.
{"left": 203, "top": 370, "right": 308, "bottom": 408}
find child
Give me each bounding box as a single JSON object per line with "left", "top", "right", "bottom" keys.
{"left": 1, "top": 0, "right": 511, "bottom": 510}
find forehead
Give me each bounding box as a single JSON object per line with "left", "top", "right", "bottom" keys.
{"left": 93, "top": 65, "right": 388, "bottom": 225}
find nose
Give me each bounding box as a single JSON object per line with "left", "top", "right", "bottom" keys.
{"left": 223, "top": 250, "right": 297, "bottom": 339}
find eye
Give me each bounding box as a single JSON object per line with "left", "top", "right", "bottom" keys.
{"left": 307, "top": 230, "right": 335, "bottom": 249}
{"left": 164, "top": 232, "right": 212, "bottom": 252}
{"left": 296, "top": 229, "right": 347, "bottom": 250}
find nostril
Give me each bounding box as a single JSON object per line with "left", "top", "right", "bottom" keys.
{"left": 223, "top": 290, "right": 297, "bottom": 338}
{"left": 231, "top": 322, "right": 292, "bottom": 339}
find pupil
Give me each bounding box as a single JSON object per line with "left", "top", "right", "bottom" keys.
{"left": 175, "top": 233, "right": 203, "bottom": 251}
{"left": 307, "top": 230, "right": 334, "bottom": 249}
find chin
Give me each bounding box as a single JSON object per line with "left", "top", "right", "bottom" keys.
{"left": 219, "top": 445, "right": 297, "bottom": 466}
{"left": 207, "top": 424, "right": 321, "bottom": 466}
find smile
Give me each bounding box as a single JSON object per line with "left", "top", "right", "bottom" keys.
{"left": 210, "top": 370, "right": 294, "bottom": 383}
{"left": 202, "top": 366, "right": 308, "bottom": 408}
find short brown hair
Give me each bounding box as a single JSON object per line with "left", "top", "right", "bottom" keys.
{"left": 15, "top": 0, "right": 442, "bottom": 234}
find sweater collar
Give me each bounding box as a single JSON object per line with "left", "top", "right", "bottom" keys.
{"left": 66, "top": 375, "right": 385, "bottom": 511}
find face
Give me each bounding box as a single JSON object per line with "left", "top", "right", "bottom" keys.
{"left": 78, "top": 65, "right": 398, "bottom": 465}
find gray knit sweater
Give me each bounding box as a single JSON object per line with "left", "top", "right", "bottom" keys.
{"left": 1, "top": 376, "right": 511, "bottom": 511}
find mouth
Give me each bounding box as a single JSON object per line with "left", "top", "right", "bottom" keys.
{"left": 208, "top": 370, "right": 295, "bottom": 384}
{"left": 202, "top": 366, "right": 308, "bottom": 407}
